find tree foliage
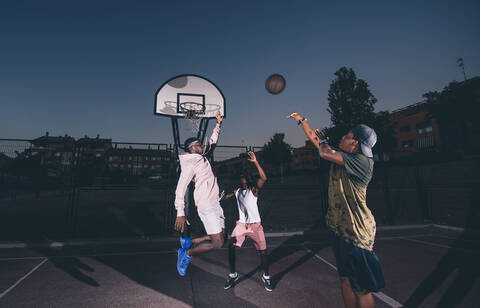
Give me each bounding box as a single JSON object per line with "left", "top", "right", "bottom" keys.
{"left": 424, "top": 77, "right": 480, "bottom": 151}
{"left": 327, "top": 67, "right": 377, "bottom": 132}
{"left": 262, "top": 133, "right": 292, "bottom": 166}
{"left": 324, "top": 67, "right": 397, "bottom": 155}
{"left": 424, "top": 77, "right": 480, "bottom": 124}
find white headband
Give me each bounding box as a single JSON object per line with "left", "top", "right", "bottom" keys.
{"left": 187, "top": 140, "right": 200, "bottom": 149}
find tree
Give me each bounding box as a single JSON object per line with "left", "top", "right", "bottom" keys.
{"left": 370, "top": 111, "right": 397, "bottom": 157}
{"left": 424, "top": 77, "right": 480, "bottom": 151}
{"left": 327, "top": 67, "right": 377, "bottom": 132}
{"left": 262, "top": 133, "right": 292, "bottom": 180}
{"left": 324, "top": 67, "right": 396, "bottom": 157}
{"left": 425, "top": 77, "right": 480, "bottom": 124}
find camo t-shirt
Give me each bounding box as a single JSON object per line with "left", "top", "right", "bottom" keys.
{"left": 325, "top": 151, "right": 376, "bottom": 251}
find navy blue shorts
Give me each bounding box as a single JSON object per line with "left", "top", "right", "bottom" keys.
{"left": 331, "top": 232, "right": 385, "bottom": 293}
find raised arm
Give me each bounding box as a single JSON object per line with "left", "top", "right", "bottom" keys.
{"left": 208, "top": 112, "right": 223, "bottom": 145}
{"left": 286, "top": 112, "right": 344, "bottom": 166}
{"left": 247, "top": 152, "right": 267, "bottom": 196}
{"left": 204, "top": 112, "right": 222, "bottom": 159}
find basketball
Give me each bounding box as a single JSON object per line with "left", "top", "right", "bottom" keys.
{"left": 265, "top": 74, "right": 286, "bottom": 95}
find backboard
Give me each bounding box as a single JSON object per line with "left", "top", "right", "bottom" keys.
{"left": 154, "top": 74, "right": 226, "bottom": 118}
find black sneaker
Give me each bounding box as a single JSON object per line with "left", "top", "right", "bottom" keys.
{"left": 262, "top": 275, "right": 273, "bottom": 292}
{"left": 224, "top": 274, "right": 239, "bottom": 290}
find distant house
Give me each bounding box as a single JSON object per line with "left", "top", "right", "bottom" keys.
{"left": 387, "top": 101, "right": 441, "bottom": 160}
{"left": 31, "top": 132, "right": 75, "bottom": 171}
{"left": 106, "top": 147, "right": 173, "bottom": 176}
{"left": 291, "top": 140, "right": 320, "bottom": 171}
{"left": 76, "top": 134, "right": 112, "bottom": 157}
{"left": 213, "top": 150, "right": 267, "bottom": 178}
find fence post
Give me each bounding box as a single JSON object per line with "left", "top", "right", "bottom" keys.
{"left": 415, "top": 165, "right": 430, "bottom": 222}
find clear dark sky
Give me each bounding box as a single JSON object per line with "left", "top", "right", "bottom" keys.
{"left": 1, "top": 0, "right": 479, "bottom": 147}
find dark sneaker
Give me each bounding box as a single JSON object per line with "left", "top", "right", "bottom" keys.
{"left": 180, "top": 237, "right": 194, "bottom": 250}
{"left": 224, "top": 274, "right": 239, "bottom": 290}
{"left": 177, "top": 248, "right": 191, "bottom": 276}
{"left": 262, "top": 275, "right": 273, "bottom": 292}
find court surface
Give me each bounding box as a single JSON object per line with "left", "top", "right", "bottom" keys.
{"left": 0, "top": 225, "right": 478, "bottom": 307}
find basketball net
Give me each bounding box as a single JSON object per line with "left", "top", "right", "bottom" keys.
{"left": 184, "top": 110, "right": 201, "bottom": 133}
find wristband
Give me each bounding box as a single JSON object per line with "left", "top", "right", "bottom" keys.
{"left": 297, "top": 117, "right": 307, "bottom": 125}
{"left": 319, "top": 139, "right": 329, "bottom": 146}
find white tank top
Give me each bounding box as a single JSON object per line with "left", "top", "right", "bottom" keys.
{"left": 235, "top": 188, "right": 261, "bottom": 223}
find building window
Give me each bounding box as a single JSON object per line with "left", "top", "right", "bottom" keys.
{"left": 402, "top": 140, "right": 413, "bottom": 148}
{"left": 417, "top": 135, "right": 435, "bottom": 149}
{"left": 399, "top": 125, "right": 411, "bottom": 132}
{"left": 416, "top": 122, "right": 433, "bottom": 134}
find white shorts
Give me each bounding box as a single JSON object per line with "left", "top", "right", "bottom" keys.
{"left": 197, "top": 201, "right": 225, "bottom": 235}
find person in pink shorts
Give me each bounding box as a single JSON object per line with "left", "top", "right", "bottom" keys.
{"left": 221, "top": 152, "right": 271, "bottom": 291}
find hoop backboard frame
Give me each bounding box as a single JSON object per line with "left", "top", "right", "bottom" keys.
{"left": 154, "top": 74, "right": 226, "bottom": 119}
{"left": 154, "top": 74, "right": 226, "bottom": 159}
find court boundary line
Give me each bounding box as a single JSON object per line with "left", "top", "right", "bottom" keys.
{"left": 400, "top": 237, "right": 480, "bottom": 255}
{"left": 0, "top": 258, "right": 48, "bottom": 300}
{"left": 0, "top": 234, "right": 442, "bottom": 261}
{"left": 0, "top": 224, "right": 436, "bottom": 249}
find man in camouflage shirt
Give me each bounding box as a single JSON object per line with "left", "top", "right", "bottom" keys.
{"left": 288, "top": 112, "right": 385, "bottom": 308}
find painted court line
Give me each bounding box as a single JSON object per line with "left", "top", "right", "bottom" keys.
{"left": 303, "top": 245, "right": 403, "bottom": 308}
{"left": 0, "top": 258, "right": 48, "bottom": 300}
{"left": 0, "top": 234, "right": 439, "bottom": 261}
{"left": 401, "top": 237, "right": 480, "bottom": 255}
{"left": 0, "top": 250, "right": 177, "bottom": 261}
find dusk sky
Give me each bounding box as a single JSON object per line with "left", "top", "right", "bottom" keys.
{"left": 1, "top": 0, "right": 479, "bottom": 148}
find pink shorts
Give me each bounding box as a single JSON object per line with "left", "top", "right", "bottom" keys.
{"left": 231, "top": 221, "right": 267, "bottom": 251}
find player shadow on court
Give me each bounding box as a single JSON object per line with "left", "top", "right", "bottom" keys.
{"left": 94, "top": 254, "right": 262, "bottom": 307}
{"left": 403, "top": 185, "right": 479, "bottom": 308}
{"left": 28, "top": 244, "right": 99, "bottom": 287}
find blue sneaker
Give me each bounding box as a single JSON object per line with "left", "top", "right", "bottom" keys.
{"left": 177, "top": 248, "right": 191, "bottom": 276}
{"left": 180, "top": 237, "right": 194, "bottom": 250}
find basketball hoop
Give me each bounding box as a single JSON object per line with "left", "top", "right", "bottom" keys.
{"left": 180, "top": 102, "right": 203, "bottom": 133}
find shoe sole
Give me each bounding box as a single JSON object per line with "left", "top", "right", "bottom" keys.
{"left": 224, "top": 276, "right": 239, "bottom": 290}
{"left": 262, "top": 277, "right": 273, "bottom": 292}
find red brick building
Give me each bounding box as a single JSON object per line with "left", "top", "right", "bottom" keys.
{"left": 387, "top": 101, "right": 441, "bottom": 160}
{"left": 291, "top": 140, "right": 320, "bottom": 171}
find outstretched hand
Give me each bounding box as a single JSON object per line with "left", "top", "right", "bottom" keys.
{"left": 216, "top": 111, "right": 223, "bottom": 124}
{"left": 247, "top": 151, "right": 257, "bottom": 163}
{"left": 286, "top": 112, "right": 303, "bottom": 121}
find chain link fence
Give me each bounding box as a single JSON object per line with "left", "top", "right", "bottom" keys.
{"left": 1, "top": 138, "right": 478, "bottom": 241}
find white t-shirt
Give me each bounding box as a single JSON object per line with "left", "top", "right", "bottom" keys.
{"left": 235, "top": 188, "right": 261, "bottom": 223}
